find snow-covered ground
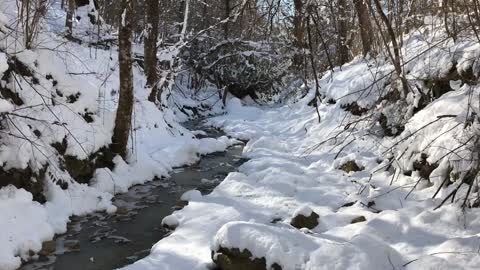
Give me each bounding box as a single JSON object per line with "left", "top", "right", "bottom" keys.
{"left": 0, "top": 1, "right": 239, "bottom": 269}
{"left": 122, "top": 30, "right": 480, "bottom": 269}
{"left": 1, "top": 1, "right": 480, "bottom": 269}
{"left": 123, "top": 93, "right": 480, "bottom": 269}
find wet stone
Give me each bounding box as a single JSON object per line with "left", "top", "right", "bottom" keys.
{"left": 339, "top": 160, "right": 364, "bottom": 173}
{"left": 39, "top": 240, "right": 56, "bottom": 256}
{"left": 64, "top": 240, "right": 80, "bottom": 252}
{"left": 350, "top": 216, "right": 367, "bottom": 224}
{"left": 290, "top": 211, "right": 319, "bottom": 230}
{"left": 116, "top": 207, "right": 129, "bottom": 215}
{"left": 212, "top": 247, "right": 282, "bottom": 270}
{"left": 174, "top": 200, "right": 189, "bottom": 210}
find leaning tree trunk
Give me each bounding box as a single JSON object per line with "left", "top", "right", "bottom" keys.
{"left": 370, "top": 0, "right": 409, "bottom": 96}
{"left": 353, "top": 0, "right": 374, "bottom": 56}
{"left": 336, "top": 0, "right": 349, "bottom": 65}
{"left": 145, "top": 0, "right": 160, "bottom": 102}
{"left": 65, "top": 0, "right": 75, "bottom": 37}
{"left": 112, "top": 0, "right": 134, "bottom": 158}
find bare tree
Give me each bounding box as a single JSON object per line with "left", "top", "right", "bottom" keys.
{"left": 442, "top": 0, "right": 458, "bottom": 42}
{"left": 112, "top": 0, "right": 134, "bottom": 158}
{"left": 65, "top": 0, "right": 75, "bottom": 37}
{"left": 292, "top": 0, "right": 305, "bottom": 67}
{"left": 369, "top": 0, "right": 409, "bottom": 96}
{"left": 18, "top": 0, "right": 48, "bottom": 49}
{"left": 336, "top": 0, "right": 349, "bottom": 65}
{"left": 145, "top": 0, "right": 160, "bottom": 102}
{"left": 293, "top": 0, "right": 304, "bottom": 47}
{"left": 224, "top": 0, "right": 231, "bottom": 39}
{"left": 353, "top": 0, "right": 374, "bottom": 56}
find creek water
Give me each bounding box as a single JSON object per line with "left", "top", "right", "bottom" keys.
{"left": 20, "top": 121, "right": 246, "bottom": 270}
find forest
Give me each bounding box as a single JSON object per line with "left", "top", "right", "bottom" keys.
{"left": 1, "top": 0, "right": 480, "bottom": 269}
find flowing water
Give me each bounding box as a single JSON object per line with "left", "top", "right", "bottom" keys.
{"left": 21, "top": 121, "right": 246, "bottom": 270}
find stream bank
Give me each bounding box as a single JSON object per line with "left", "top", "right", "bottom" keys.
{"left": 20, "top": 121, "right": 246, "bottom": 270}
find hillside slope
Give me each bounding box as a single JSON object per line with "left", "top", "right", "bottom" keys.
{"left": 0, "top": 1, "right": 237, "bottom": 269}
{"left": 123, "top": 26, "right": 480, "bottom": 270}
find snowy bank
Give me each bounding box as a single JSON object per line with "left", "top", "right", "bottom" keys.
{"left": 0, "top": 1, "right": 237, "bottom": 268}
{"left": 122, "top": 51, "right": 480, "bottom": 269}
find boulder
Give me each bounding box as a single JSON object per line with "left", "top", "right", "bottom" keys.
{"left": 39, "top": 240, "right": 56, "bottom": 256}
{"left": 290, "top": 206, "right": 319, "bottom": 230}
{"left": 162, "top": 215, "right": 179, "bottom": 230}
{"left": 350, "top": 216, "right": 367, "bottom": 224}
{"left": 339, "top": 160, "right": 364, "bottom": 173}
{"left": 174, "top": 200, "right": 189, "bottom": 210}
{"left": 212, "top": 221, "right": 316, "bottom": 270}
{"left": 175, "top": 189, "right": 202, "bottom": 210}
{"left": 212, "top": 247, "right": 282, "bottom": 270}
{"left": 341, "top": 102, "right": 369, "bottom": 116}
{"left": 64, "top": 240, "right": 80, "bottom": 252}
{"left": 116, "top": 207, "right": 129, "bottom": 215}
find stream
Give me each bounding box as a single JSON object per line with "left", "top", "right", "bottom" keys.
{"left": 20, "top": 121, "right": 246, "bottom": 270}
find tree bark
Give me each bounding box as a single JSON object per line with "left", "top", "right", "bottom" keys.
{"left": 293, "top": 0, "right": 304, "bottom": 47}
{"left": 112, "top": 0, "right": 134, "bottom": 158}
{"left": 336, "top": 0, "right": 349, "bottom": 65}
{"left": 145, "top": 0, "right": 160, "bottom": 102}
{"left": 177, "top": 0, "right": 185, "bottom": 34}
{"left": 65, "top": 0, "right": 75, "bottom": 37}
{"left": 224, "top": 0, "right": 231, "bottom": 39}
{"left": 353, "top": 0, "right": 374, "bottom": 56}
{"left": 292, "top": 0, "right": 305, "bottom": 67}
{"left": 306, "top": 16, "right": 322, "bottom": 123}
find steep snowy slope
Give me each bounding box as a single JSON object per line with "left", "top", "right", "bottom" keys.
{"left": 0, "top": 1, "right": 235, "bottom": 269}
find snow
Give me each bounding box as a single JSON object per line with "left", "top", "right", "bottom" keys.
{"left": 212, "top": 221, "right": 319, "bottom": 269}
{"left": 0, "top": 1, "right": 239, "bottom": 268}
{"left": 0, "top": 52, "right": 8, "bottom": 74}
{"left": 161, "top": 215, "right": 180, "bottom": 229}
{"left": 320, "top": 57, "right": 394, "bottom": 107}
{"left": 180, "top": 189, "right": 202, "bottom": 201}
{"left": 212, "top": 221, "right": 403, "bottom": 270}
{"left": 123, "top": 66, "right": 480, "bottom": 270}
{"left": 44, "top": 180, "right": 116, "bottom": 233}
{"left": 292, "top": 205, "right": 314, "bottom": 217}
{"left": 0, "top": 186, "right": 54, "bottom": 270}
{"left": 0, "top": 99, "right": 13, "bottom": 113}
{"left": 1, "top": 1, "right": 480, "bottom": 269}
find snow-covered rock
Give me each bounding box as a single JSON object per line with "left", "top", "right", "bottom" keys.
{"left": 212, "top": 221, "right": 403, "bottom": 270}
{"left": 162, "top": 215, "right": 180, "bottom": 230}
{"left": 290, "top": 205, "right": 320, "bottom": 230}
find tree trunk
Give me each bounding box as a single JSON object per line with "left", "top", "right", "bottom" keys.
{"left": 353, "top": 0, "right": 374, "bottom": 56}
{"left": 336, "top": 0, "right": 349, "bottom": 65}
{"left": 65, "top": 0, "right": 75, "bottom": 37}
{"left": 370, "top": 0, "right": 409, "bottom": 96}
{"left": 145, "top": 0, "right": 160, "bottom": 102}
{"left": 306, "top": 16, "right": 322, "bottom": 123}
{"left": 293, "top": 0, "right": 304, "bottom": 47}
{"left": 224, "top": 0, "right": 231, "bottom": 39}
{"left": 112, "top": 0, "right": 134, "bottom": 159}
{"left": 292, "top": 0, "right": 305, "bottom": 67}
{"left": 201, "top": 1, "right": 208, "bottom": 29}
{"left": 177, "top": 0, "right": 185, "bottom": 34}
{"left": 180, "top": 0, "right": 190, "bottom": 40}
